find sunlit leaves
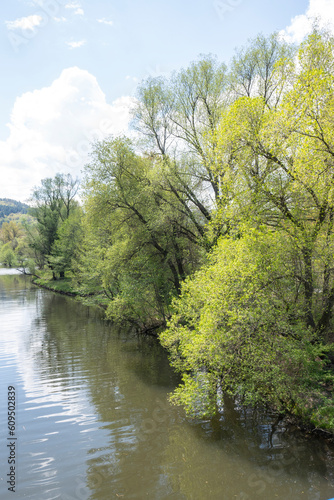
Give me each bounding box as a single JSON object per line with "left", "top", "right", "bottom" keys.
{"left": 161, "top": 30, "right": 334, "bottom": 423}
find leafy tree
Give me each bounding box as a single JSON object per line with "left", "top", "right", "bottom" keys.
{"left": 0, "top": 242, "right": 18, "bottom": 267}
{"left": 160, "top": 30, "right": 334, "bottom": 428}
{"left": 15, "top": 30, "right": 332, "bottom": 430}
{"left": 0, "top": 221, "right": 22, "bottom": 246}
{"left": 228, "top": 32, "right": 295, "bottom": 107}
{"left": 0, "top": 220, "right": 32, "bottom": 269}
{"left": 133, "top": 55, "right": 228, "bottom": 217}
{"left": 82, "top": 137, "right": 204, "bottom": 328}
{"left": 213, "top": 30, "right": 334, "bottom": 338}
{"left": 48, "top": 207, "right": 83, "bottom": 279}
{"left": 28, "top": 173, "right": 80, "bottom": 278}
{"left": 160, "top": 227, "right": 333, "bottom": 428}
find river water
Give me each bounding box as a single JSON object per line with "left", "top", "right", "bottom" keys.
{"left": 0, "top": 271, "right": 334, "bottom": 500}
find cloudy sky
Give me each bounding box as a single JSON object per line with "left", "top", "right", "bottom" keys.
{"left": 0, "top": 0, "right": 333, "bottom": 202}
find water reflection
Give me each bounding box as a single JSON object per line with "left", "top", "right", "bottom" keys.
{"left": 0, "top": 267, "right": 25, "bottom": 275}
{"left": 0, "top": 275, "right": 333, "bottom": 500}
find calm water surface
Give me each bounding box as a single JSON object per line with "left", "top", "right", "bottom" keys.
{"left": 0, "top": 272, "right": 334, "bottom": 500}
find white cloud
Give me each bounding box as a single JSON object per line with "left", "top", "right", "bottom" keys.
{"left": 97, "top": 18, "right": 113, "bottom": 26}
{"left": 67, "top": 40, "right": 86, "bottom": 49}
{"left": 5, "top": 15, "right": 43, "bottom": 32}
{"left": 0, "top": 67, "right": 134, "bottom": 202}
{"left": 65, "top": 2, "right": 84, "bottom": 16}
{"left": 54, "top": 16, "right": 67, "bottom": 23}
{"left": 126, "top": 75, "right": 139, "bottom": 83}
{"left": 281, "top": 0, "right": 334, "bottom": 43}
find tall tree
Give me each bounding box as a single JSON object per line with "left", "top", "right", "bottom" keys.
{"left": 229, "top": 32, "right": 295, "bottom": 108}
{"left": 82, "top": 137, "right": 204, "bottom": 328}
{"left": 133, "top": 55, "right": 228, "bottom": 214}
{"left": 28, "top": 173, "right": 80, "bottom": 278}
{"left": 213, "top": 30, "right": 334, "bottom": 337}
{"left": 159, "top": 30, "right": 334, "bottom": 427}
{"left": 0, "top": 221, "right": 22, "bottom": 248}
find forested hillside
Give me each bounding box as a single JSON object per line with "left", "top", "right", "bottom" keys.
{"left": 11, "top": 29, "right": 334, "bottom": 433}
{"left": 0, "top": 198, "right": 30, "bottom": 226}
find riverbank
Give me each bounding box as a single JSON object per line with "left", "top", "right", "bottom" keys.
{"left": 31, "top": 275, "right": 109, "bottom": 309}
{"left": 3, "top": 270, "right": 333, "bottom": 499}
{"left": 30, "top": 273, "right": 334, "bottom": 438}
{"left": 31, "top": 275, "right": 165, "bottom": 334}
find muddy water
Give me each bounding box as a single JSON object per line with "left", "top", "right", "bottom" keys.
{"left": 0, "top": 271, "right": 333, "bottom": 500}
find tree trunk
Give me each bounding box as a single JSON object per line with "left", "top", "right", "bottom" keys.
{"left": 302, "top": 247, "right": 315, "bottom": 330}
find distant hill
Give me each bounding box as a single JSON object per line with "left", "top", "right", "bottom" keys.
{"left": 0, "top": 198, "right": 31, "bottom": 227}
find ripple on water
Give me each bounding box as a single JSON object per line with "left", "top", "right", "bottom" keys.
{"left": 1, "top": 274, "right": 334, "bottom": 500}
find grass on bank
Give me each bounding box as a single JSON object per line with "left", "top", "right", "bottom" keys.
{"left": 32, "top": 272, "right": 110, "bottom": 309}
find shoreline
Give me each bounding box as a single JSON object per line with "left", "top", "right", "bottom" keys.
{"left": 29, "top": 274, "right": 334, "bottom": 440}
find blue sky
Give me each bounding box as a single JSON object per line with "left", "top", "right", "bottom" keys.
{"left": 0, "top": 0, "right": 332, "bottom": 202}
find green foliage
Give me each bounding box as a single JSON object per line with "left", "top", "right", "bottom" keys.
{"left": 48, "top": 207, "right": 83, "bottom": 278}
{"left": 33, "top": 275, "right": 80, "bottom": 295}
{"left": 159, "top": 30, "right": 334, "bottom": 431}
{"left": 18, "top": 30, "right": 333, "bottom": 433}
{"left": 80, "top": 56, "right": 234, "bottom": 327}
{"left": 25, "top": 258, "right": 37, "bottom": 276}
{"left": 213, "top": 30, "right": 334, "bottom": 339}
{"left": 81, "top": 137, "right": 204, "bottom": 328}
{"left": 0, "top": 242, "right": 18, "bottom": 267}
{"left": 0, "top": 221, "right": 22, "bottom": 244}
{"left": 228, "top": 32, "right": 295, "bottom": 106}
{"left": 0, "top": 220, "right": 32, "bottom": 268}
{"left": 133, "top": 54, "right": 228, "bottom": 204}
{"left": 160, "top": 228, "right": 334, "bottom": 428}
{"left": 27, "top": 173, "right": 80, "bottom": 278}
{"left": 0, "top": 198, "right": 30, "bottom": 227}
